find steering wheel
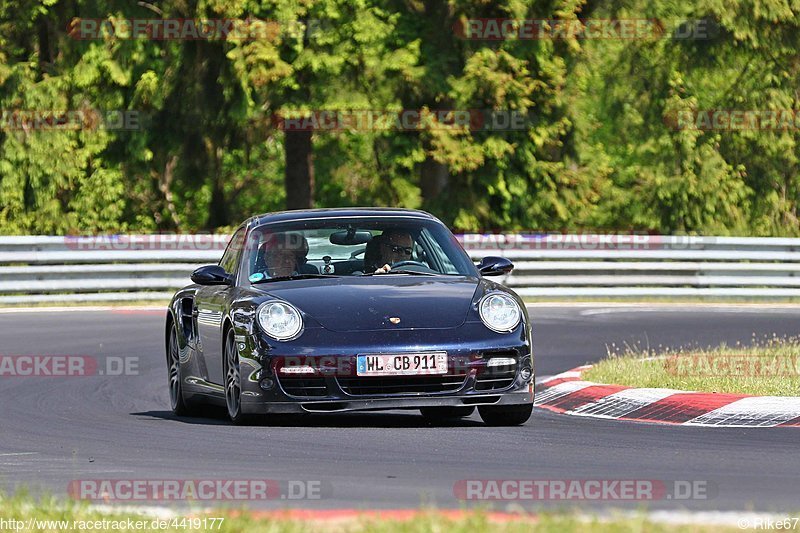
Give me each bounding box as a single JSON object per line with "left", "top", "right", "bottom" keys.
{"left": 390, "top": 260, "right": 429, "bottom": 269}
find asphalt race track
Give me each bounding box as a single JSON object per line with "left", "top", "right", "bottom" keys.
{"left": 1, "top": 305, "right": 799, "bottom": 512}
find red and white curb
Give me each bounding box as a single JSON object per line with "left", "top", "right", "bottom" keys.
{"left": 535, "top": 365, "right": 800, "bottom": 427}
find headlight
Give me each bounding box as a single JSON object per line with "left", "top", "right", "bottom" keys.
{"left": 257, "top": 301, "right": 303, "bottom": 340}
{"left": 479, "top": 293, "right": 521, "bottom": 332}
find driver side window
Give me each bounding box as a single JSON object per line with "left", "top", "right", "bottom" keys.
{"left": 219, "top": 227, "right": 246, "bottom": 276}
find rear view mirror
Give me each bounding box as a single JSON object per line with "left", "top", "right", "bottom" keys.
{"left": 330, "top": 229, "right": 372, "bottom": 245}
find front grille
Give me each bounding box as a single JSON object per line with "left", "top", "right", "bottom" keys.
{"left": 278, "top": 376, "right": 328, "bottom": 397}
{"left": 337, "top": 374, "right": 468, "bottom": 396}
{"left": 474, "top": 374, "right": 516, "bottom": 391}
{"left": 475, "top": 351, "right": 518, "bottom": 391}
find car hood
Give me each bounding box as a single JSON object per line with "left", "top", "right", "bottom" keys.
{"left": 256, "top": 276, "right": 480, "bottom": 332}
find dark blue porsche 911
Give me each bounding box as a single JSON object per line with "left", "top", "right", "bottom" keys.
{"left": 165, "top": 208, "right": 534, "bottom": 425}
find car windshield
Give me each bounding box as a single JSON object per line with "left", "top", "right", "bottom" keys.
{"left": 243, "top": 217, "right": 476, "bottom": 282}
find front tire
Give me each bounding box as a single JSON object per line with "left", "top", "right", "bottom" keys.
{"left": 224, "top": 328, "right": 250, "bottom": 425}
{"left": 478, "top": 404, "right": 533, "bottom": 426}
{"left": 168, "top": 322, "right": 195, "bottom": 416}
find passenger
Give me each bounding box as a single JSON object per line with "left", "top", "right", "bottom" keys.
{"left": 262, "top": 245, "right": 297, "bottom": 278}
{"left": 292, "top": 234, "right": 319, "bottom": 274}
{"left": 252, "top": 232, "right": 321, "bottom": 279}
{"left": 254, "top": 233, "right": 301, "bottom": 278}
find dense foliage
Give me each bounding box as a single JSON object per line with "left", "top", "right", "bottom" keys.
{"left": 0, "top": 0, "right": 797, "bottom": 234}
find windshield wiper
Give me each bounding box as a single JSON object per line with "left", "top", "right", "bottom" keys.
{"left": 391, "top": 269, "right": 438, "bottom": 276}
{"left": 364, "top": 269, "right": 438, "bottom": 276}
{"left": 251, "top": 273, "right": 339, "bottom": 284}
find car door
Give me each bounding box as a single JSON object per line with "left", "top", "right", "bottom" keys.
{"left": 195, "top": 227, "right": 246, "bottom": 386}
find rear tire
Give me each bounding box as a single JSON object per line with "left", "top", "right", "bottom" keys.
{"left": 224, "top": 328, "right": 252, "bottom": 425}
{"left": 478, "top": 404, "right": 533, "bottom": 426}
{"left": 168, "top": 322, "right": 196, "bottom": 416}
{"left": 420, "top": 406, "right": 475, "bottom": 421}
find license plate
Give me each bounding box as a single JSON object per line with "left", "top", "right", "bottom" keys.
{"left": 357, "top": 353, "right": 447, "bottom": 376}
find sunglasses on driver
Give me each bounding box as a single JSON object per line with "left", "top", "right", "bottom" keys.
{"left": 383, "top": 243, "right": 413, "bottom": 256}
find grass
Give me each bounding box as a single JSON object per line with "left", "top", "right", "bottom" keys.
{"left": 582, "top": 336, "right": 800, "bottom": 396}
{"left": 0, "top": 492, "right": 742, "bottom": 532}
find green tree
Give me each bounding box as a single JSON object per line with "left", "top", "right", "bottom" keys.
{"left": 577, "top": 0, "right": 800, "bottom": 235}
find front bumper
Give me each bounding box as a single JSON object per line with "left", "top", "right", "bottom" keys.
{"left": 242, "top": 388, "right": 533, "bottom": 414}
{"left": 236, "top": 321, "right": 534, "bottom": 414}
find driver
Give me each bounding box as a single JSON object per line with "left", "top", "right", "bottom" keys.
{"left": 368, "top": 230, "right": 414, "bottom": 274}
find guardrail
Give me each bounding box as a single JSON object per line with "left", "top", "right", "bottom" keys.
{"left": 1, "top": 234, "right": 800, "bottom": 303}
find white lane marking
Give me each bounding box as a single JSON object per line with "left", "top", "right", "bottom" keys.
{"left": 579, "top": 306, "right": 800, "bottom": 316}
{"left": 0, "top": 305, "right": 167, "bottom": 315}
{"left": 0, "top": 306, "right": 165, "bottom": 314}
{"left": 686, "top": 396, "right": 800, "bottom": 427}
{"left": 526, "top": 302, "right": 800, "bottom": 309}
{"left": 538, "top": 365, "right": 592, "bottom": 384}
{"left": 543, "top": 370, "right": 582, "bottom": 381}
{"left": 90, "top": 505, "right": 179, "bottom": 519}
{"left": 569, "top": 388, "right": 679, "bottom": 418}
{"left": 0, "top": 452, "right": 38, "bottom": 456}
{"left": 534, "top": 375, "right": 553, "bottom": 385}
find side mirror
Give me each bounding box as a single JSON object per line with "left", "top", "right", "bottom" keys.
{"left": 477, "top": 256, "right": 514, "bottom": 276}
{"left": 191, "top": 265, "right": 232, "bottom": 286}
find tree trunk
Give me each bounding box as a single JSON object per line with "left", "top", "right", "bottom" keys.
{"left": 284, "top": 129, "right": 314, "bottom": 209}
{"left": 420, "top": 155, "right": 449, "bottom": 202}
{"left": 206, "top": 145, "right": 228, "bottom": 229}
{"left": 37, "top": 16, "right": 52, "bottom": 72}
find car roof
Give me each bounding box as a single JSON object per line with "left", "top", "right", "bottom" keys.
{"left": 246, "top": 207, "right": 440, "bottom": 228}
